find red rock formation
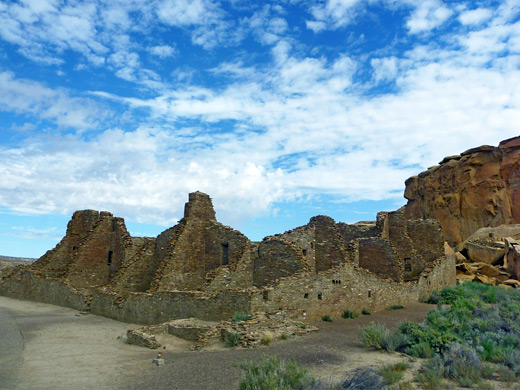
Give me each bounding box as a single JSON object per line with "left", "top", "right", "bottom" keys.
{"left": 404, "top": 136, "right": 520, "bottom": 246}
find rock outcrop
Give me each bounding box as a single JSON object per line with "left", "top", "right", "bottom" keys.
{"left": 404, "top": 136, "right": 520, "bottom": 246}
{"left": 452, "top": 225, "right": 520, "bottom": 287}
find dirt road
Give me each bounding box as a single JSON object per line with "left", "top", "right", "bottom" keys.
{"left": 0, "top": 296, "right": 433, "bottom": 390}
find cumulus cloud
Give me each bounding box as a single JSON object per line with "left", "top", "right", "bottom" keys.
{"left": 149, "top": 44, "right": 176, "bottom": 58}
{"left": 405, "top": 0, "right": 453, "bottom": 34}
{"left": 459, "top": 8, "right": 493, "bottom": 26}
{"left": 0, "top": 71, "right": 109, "bottom": 129}
{"left": 0, "top": 0, "right": 519, "bottom": 231}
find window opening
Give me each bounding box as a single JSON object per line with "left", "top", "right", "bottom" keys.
{"left": 318, "top": 292, "right": 322, "bottom": 300}
{"left": 221, "top": 243, "right": 229, "bottom": 265}
{"left": 302, "top": 249, "right": 307, "bottom": 256}
{"left": 263, "top": 290, "right": 269, "bottom": 301}
{"left": 107, "top": 250, "right": 113, "bottom": 266}
{"left": 368, "top": 290, "right": 371, "bottom": 298}
{"left": 404, "top": 258, "right": 412, "bottom": 272}
{"left": 304, "top": 293, "right": 309, "bottom": 299}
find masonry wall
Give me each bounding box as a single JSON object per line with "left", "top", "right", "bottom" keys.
{"left": 358, "top": 238, "right": 402, "bottom": 282}
{"left": 253, "top": 238, "right": 306, "bottom": 287}
{"left": 34, "top": 210, "right": 101, "bottom": 278}
{"left": 90, "top": 290, "right": 252, "bottom": 324}
{"left": 109, "top": 237, "right": 158, "bottom": 293}
{"left": 252, "top": 253, "right": 456, "bottom": 320}
{"left": 0, "top": 270, "right": 89, "bottom": 311}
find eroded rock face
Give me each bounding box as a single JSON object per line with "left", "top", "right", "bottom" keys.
{"left": 404, "top": 136, "right": 520, "bottom": 246}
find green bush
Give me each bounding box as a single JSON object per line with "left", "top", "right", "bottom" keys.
{"left": 233, "top": 311, "right": 252, "bottom": 322}
{"left": 384, "top": 332, "right": 410, "bottom": 353}
{"left": 442, "top": 343, "right": 482, "bottom": 387}
{"left": 417, "top": 357, "right": 444, "bottom": 390}
{"left": 361, "top": 309, "right": 371, "bottom": 315}
{"left": 379, "top": 362, "right": 409, "bottom": 385}
{"left": 360, "top": 322, "right": 390, "bottom": 350}
{"left": 405, "top": 341, "right": 433, "bottom": 358}
{"left": 389, "top": 305, "right": 405, "bottom": 310}
{"left": 236, "top": 356, "right": 317, "bottom": 390}
{"left": 321, "top": 315, "right": 333, "bottom": 322}
{"left": 342, "top": 309, "right": 358, "bottom": 319}
{"left": 224, "top": 332, "right": 242, "bottom": 347}
{"left": 494, "top": 364, "right": 517, "bottom": 382}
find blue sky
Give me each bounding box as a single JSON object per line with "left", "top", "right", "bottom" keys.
{"left": 0, "top": 0, "right": 519, "bottom": 258}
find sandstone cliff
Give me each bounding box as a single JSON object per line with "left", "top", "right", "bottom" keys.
{"left": 404, "top": 136, "right": 520, "bottom": 246}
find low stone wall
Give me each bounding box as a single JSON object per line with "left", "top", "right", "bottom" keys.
{"left": 91, "top": 290, "right": 252, "bottom": 325}
{"left": 0, "top": 271, "right": 89, "bottom": 311}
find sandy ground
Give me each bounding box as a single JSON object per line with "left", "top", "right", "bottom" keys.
{"left": 0, "top": 296, "right": 480, "bottom": 390}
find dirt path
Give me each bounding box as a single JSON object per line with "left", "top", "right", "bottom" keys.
{"left": 0, "top": 296, "right": 433, "bottom": 390}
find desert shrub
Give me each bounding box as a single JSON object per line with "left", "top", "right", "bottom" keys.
{"left": 379, "top": 362, "right": 408, "bottom": 385}
{"left": 236, "top": 356, "right": 317, "bottom": 390}
{"left": 361, "top": 309, "right": 371, "bottom": 315}
{"left": 342, "top": 309, "right": 358, "bottom": 319}
{"left": 494, "top": 364, "right": 517, "bottom": 382}
{"left": 261, "top": 331, "right": 273, "bottom": 345}
{"left": 405, "top": 341, "right": 433, "bottom": 358}
{"left": 233, "top": 311, "right": 252, "bottom": 322}
{"left": 341, "top": 367, "right": 386, "bottom": 390}
{"left": 504, "top": 348, "right": 520, "bottom": 375}
{"left": 281, "top": 334, "right": 290, "bottom": 340}
{"left": 397, "top": 321, "right": 457, "bottom": 354}
{"left": 389, "top": 305, "right": 405, "bottom": 310}
{"left": 321, "top": 315, "right": 333, "bottom": 322}
{"left": 360, "top": 322, "right": 390, "bottom": 350}
{"left": 416, "top": 356, "right": 444, "bottom": 390}
{"left": 299, "top": 322, "right": 307, "bottom": 329}
{"left": 427, "top": 290, "right": 441, "bottom": 304}
{"left": 442, "top": 343, "right": 482, "bottom": 387}
{"left": 225, "top": 332, "right": 242, "bottom": 347}
{"left": 384, "top": 332, "right": 410, "bottom": 353}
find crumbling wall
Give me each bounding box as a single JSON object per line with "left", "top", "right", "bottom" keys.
{"left": 33, "top": 210, "right": 101, "bottom": 278}
{"left": 252, "top": 252, "right": 456, "bottom": 320}
{"left": 0, "top": 270, "right": 89, "bottom": 311}
{"left": 312, "top": 216, "right": 348, "bottom": 272}
{"left": 253, "top": 238, "right": 307, "bottom": 287}
{"left": 358, "top": 238, "right": 402, "bottom": 282}
{"left": 109, "top": 237, "right": 158, "bottom": 293}
{"left": 90, "top": 290, "right": 252, "bottom": 324}
{"left": 66, "top": 213, "right": 133, "bottom": 289}
{"left": 152, "top": 193, "right": 250, "bottom": 292}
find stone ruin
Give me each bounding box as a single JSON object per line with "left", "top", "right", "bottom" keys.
{"left": 0, "top": 191, "right": 455, "bottom": 328}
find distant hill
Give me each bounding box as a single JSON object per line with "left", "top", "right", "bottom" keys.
{"left": 0, "top": 255, "right": 36, "bottom": 269}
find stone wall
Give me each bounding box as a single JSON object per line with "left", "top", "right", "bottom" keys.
{"left": 152, "top": 193, "right": 250, "bottom": 291}
{"left": 0, "top": 190, "right": 457, "bottom": 325}
{"left": 90, "top": 290, "right": 252, "bottom": 324}
{"left": 253, "top": 238, "right": 307, "bottom": 287}
{"left": 252, "top": 252, "right": 456, "bottom": 320}
{"left": 0, "top": 270, "right": 89, "bottom": 311}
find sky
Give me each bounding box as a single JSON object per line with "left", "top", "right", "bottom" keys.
{"left": 0, "top": 0, "right": 519, "bottom": 258}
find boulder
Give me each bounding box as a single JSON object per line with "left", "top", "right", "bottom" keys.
{"left": 504, "top": 238, "right": 520, "bottom": 279}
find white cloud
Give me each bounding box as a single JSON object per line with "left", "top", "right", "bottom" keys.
{"left": 0, "top": 71, "right": 109, "bottom": 129}
{"left": 371, "top": 56, "right": 398, "bottom": 82}
{"left": 149, "top": 44, "right": 176, "bottom": 58}
{"left": 307, "top": 0, "right": 362, "bottom": 30}
{"left": 406, "top": 0, "right": 453, "bottom": 34}
{"left": 459, "top": 8, "right": 493, "bottom": 26}
{"left": 156, "top": 0, "right": 220, "bottom": 27}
